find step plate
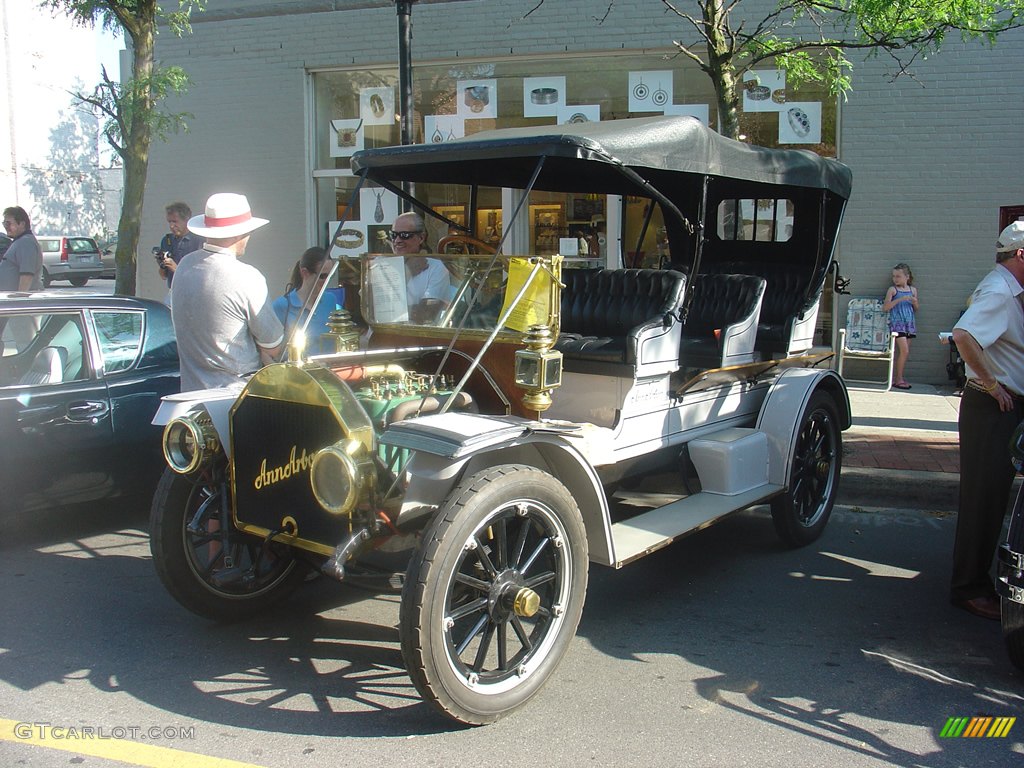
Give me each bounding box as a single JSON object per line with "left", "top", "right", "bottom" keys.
{"left": 609, "top": 484, "right": 784, "bottom": 567}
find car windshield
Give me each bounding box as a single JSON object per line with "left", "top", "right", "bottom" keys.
{"left": 358, "top": 252, "right": 558, "bottom": 336}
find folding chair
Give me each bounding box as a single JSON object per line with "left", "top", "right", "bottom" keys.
{"left": 836, "top": 297, "right": 896, "bottom": 390}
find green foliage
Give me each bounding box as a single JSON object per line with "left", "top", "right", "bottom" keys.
{"left": 40, "top": 1, "right": 205, "bottom": 294}
{"left": 658, "top": 0, "right": 1024, "bottom": 135}
{"left": 79, "top": 65, "right": 193, "bottom": 162}
{"left": 40, "top": 1, "right": 204, "bottom": 40}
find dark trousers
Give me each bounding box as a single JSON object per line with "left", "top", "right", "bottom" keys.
{"left": 950, "top": 386, "right": 1022, "bottom": 601}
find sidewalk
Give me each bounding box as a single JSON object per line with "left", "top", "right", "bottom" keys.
{"left": 844, "top": 384, "right": 961, "bottom": 473}
{"left": 839, "top": 383, "right": 963, "bottom": 510}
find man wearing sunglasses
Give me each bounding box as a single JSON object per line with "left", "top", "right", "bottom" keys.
{"left": 389, "top": 212, "right": 452, "bottom": 324}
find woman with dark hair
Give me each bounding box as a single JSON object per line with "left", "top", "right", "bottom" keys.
{"left": 272, "top": 246, "right": 345, "bottom": 353}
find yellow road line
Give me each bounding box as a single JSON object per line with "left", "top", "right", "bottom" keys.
{"left": 0, "top": 719, "right": 266, "bottom": 768}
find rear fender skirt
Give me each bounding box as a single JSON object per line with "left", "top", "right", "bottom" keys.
{"left": 756, "top": 368, "right": 850, "bottom": 487}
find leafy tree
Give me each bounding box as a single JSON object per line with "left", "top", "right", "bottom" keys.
{"left": 659, "top": 0, "right": 1023, "bottom": 139}
{"left": 523, "top": 1, "right": 1024, "bottom": 140}
{"left": 41, "top": 1, "right": 204, "bottom": 294}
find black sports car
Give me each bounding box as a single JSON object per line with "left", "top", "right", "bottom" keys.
{"left": 0, "top": 294, "right": 179, "bottom": 515}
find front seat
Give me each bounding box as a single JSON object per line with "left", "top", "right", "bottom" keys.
{"left": 20, "top": 346, "right": 67, "bottom": 386}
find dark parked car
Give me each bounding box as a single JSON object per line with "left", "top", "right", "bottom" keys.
{"left": 37, "top": 236, "right": 105, "bottom": 287}
{"left": 0, "top": 294, "right": 179, "bottom": 515}
{"left": 0, "top": 234, "right": 11, "bottom": 258}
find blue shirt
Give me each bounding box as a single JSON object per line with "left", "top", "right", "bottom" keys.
{"left": 160, "top": 231, "right": 204, "bottom": 287}
{"left": 272, "top": 287, "right": 346, "bottom": 354}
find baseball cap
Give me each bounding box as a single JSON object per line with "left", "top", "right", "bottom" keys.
{"left": 996, "top": 220, "right": 1024, "bottom": 252}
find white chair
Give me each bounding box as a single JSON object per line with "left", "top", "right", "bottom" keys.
{"left": 836, "top": 298, "right": 896, "bottom": 390}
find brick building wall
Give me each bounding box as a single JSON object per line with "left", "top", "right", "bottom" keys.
{"left": 143, "top": 0, "right": 1024, "bottom": 384}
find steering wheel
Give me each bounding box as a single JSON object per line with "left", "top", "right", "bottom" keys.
{"left": 438, "top": 235, "right": 497, "bottom": 255}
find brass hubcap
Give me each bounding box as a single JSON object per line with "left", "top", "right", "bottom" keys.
{"left": 513, "top": 587, "right": 540, "bottom": 617}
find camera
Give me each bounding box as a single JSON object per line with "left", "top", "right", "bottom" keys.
{"left": 152, "top": 247, "right": 170, "bottom": 263}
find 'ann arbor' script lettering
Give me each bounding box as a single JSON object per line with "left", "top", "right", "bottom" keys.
{"left": 254, "top": 446, "right": 313, "bottom": 490}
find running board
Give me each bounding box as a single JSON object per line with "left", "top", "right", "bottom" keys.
{"left": 609, "top": 484, "right": 785, "bottom": 567}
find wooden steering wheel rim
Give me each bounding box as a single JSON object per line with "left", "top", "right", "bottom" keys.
{"left": 437, "top": 234, "right": 497, "bottom": 254}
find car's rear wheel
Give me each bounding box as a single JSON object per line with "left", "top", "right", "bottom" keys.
{"left": 69, "top": 276, "right": 88, "bottom": 287}
{"left": 42, "top": 268, "right": 51, "bottom": 288}
{"left": 149, "top": 467, "right": 307, "bottom": 621}
{"left": 400, "top": 464, "right": 588, "bottom": 725}
{"left": 770, "top": 391, "right": 842, "bottom": 547}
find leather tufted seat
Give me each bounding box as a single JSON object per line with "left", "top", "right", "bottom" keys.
{"left": 702, "top": 261, "right": 813, "bottom": 354}
{"left": 557, "top": 268, "right": 687, "bottom": 372}
{"left": 680, "top": 273, "right": 766, "bottom": 369}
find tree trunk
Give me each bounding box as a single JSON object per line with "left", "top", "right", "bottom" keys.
{"left": 702, "top": 0, "right": 742, "bottom": 140}
{"left": 113, "top": 8, "right": 156, "bottom": 296}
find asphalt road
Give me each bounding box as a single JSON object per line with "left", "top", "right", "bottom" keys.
{"left": 0, "top": 497, "right": 1020, "bottom": 768}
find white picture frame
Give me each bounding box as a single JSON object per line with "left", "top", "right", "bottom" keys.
{"left": 741, "top": 69, "right": 786, "bottom": 113}
{"left": 360, "top": 187, "right": 400, "bottom": 227}
{"left": 328, "top": 118, "right": 364, "bottom": 158}
{"left": 662, "top": 103, "right": 711, "bottom": 126}
{"left": 457, "top": 78, "right": 498, "bottom": 119}
{"left": 327, "top": 220, "right": 366, "bottom": 259}
{"left": 424, "top": 115, "right": 465, "bottom": 144}
{"left": 523, "top": 76, "right": 566, "bottom": 118}
{"left": 557, "top": 104, "right": 601, "bottom": 125}
{"left": 778, "top": 102, "right": 822, "bottom": 145}
{"left": 628, "top": 70, "right": 673, "bottom": 113}
{"left": 360, "top": 86, "right": 395, "bottom": 126}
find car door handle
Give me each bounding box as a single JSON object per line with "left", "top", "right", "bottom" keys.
{"left": 67, "top": 400, "right": 110, "bottom": 421}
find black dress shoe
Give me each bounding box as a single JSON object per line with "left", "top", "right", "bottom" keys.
{"left": 952, "top": 596, "right": 1001, "bottom": 621}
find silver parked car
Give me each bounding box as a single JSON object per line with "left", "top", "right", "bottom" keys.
{"left": 37, "top": 236, "right": 105, "bottom": 287}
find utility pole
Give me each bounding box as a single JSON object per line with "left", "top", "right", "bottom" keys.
{"left": 396, "top": 0, "right": 418, "bottom": 147}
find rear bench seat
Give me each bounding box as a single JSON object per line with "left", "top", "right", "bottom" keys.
{"left": 701, "top": 261, "right": 817, "bottom": 355}
{"left": 679, "top": 273, "right": 766, "bottom": 370}
{"left": 556, "top": 268, "right": 687, "bottom": 376}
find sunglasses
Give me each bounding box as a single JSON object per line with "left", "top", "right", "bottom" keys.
{"left": 389, "top": 230, "right": 422, "bottom": 241}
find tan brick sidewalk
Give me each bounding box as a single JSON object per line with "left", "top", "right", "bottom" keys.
{"left": 843, "top": 430, "right": 959, "bottom": 473}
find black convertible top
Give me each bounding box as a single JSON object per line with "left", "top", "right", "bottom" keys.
{"left": 350, "top": 115, "right": 851, "bottom": 199}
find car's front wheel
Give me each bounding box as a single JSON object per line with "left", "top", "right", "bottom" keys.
{"left": 69, "top": 276, "right": 89, "bottom": 287}
{"left": 770, "top": 391, "right": 842, "bottom": 547}
{"left": 149, "top": 467, "right": 307, "bottom": 621}
{"left": 400, "top": 464, "right": 588, "bottom": 725}
{"left": 42, "top": 268, "right": 51, "bottom": 288}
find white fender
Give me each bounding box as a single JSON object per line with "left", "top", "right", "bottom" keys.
{"left": 151, "top": 386, "right": 243, "bottom": 457}
{"left": 755, "top": 368, "right": 850, "bottom": 487}
{"left": 388, "top": 413, "right": 615, "bottom": 566}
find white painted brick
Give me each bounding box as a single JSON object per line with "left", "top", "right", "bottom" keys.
{"left": 143, "top": 0, "right": 1024, "bottom": 383}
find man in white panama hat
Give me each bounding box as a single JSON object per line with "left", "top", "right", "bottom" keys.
{"left": 170, "top": 192, "right": 284, "bottom": 390}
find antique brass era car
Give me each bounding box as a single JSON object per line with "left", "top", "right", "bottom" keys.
{"left": 150, "top": 116, "right": 853, "bottom": 724}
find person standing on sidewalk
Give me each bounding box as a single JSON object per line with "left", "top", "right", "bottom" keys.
{"left": 883, "top": 262, "right": 918, "bottom": 389}
{"left": 949, "top": 221, "right": 1024, "bottom": 620}
{"left": 156, "top": 201, "right": 204, "bottom": 289}
{"left": 1, "top": 206, "right": 42, "bottom": 291}
{"left": 171, "top": 193, "right": 284, "bottom": 391}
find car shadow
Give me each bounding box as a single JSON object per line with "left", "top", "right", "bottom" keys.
{"left": 572, "top": 506, "right": 1023, "bottom": 766}
{"left": 1, "top": 503, "right": 1021, "bottom": 749}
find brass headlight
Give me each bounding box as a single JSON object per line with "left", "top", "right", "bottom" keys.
{"left": 163, "top": 411, "right": 221, "bottom": 474}
{"left": 310, "top": 438, "right": 365, "bottom": 516}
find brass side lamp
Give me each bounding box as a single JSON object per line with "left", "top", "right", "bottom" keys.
{"left": 515, "top": 324, "right": 562, "bottom": 414}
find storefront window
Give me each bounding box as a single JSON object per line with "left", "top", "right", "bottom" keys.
{"left": 310, "top": 51, "right": 836, "bottom": 265}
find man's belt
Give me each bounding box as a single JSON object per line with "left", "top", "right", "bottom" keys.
{"left": 966, "top": 378, "right": 1024, "bottom": 399}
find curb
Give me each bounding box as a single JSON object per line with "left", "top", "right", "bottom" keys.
{"left": 839, "top": 466, "right": 960, "bottom": 512}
